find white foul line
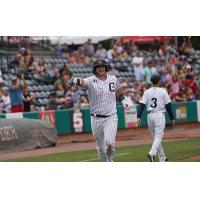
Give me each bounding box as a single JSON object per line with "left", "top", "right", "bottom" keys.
{"left": 80, "top": 153, "right": 129, "bottom": 162}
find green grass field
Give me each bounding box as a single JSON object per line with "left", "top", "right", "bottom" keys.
{"left": 5, "top": 138, "right": 200, "bottom": 162}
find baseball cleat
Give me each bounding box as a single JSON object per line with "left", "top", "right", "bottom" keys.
{"left": 147, "top": 153, "right": 155, "bottom": 162}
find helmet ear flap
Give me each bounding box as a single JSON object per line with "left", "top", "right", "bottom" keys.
{"left": 105, "top": 65, "right": 108, "bottom": 72}
{"left": 92, "top": 66, "right": 96, "bottom": 74}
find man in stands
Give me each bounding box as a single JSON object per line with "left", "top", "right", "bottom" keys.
{"left": 54, "top": 72, "right": 71, "bottom": 93}
{"left": 46, "top": 92, "right": 57, "bottom": 111}
{"left": 95, "top": 44, "right": 107, "bottom": 59}
{"left": 9, "top": 76, "right": 26, "bottom": 113}
{"left": 132, "top": 51, "right": 145, "bottom": 81}
{"left": 82, "top": 39, "right": 95, "bottom": 58}
{"left": 59, "top": 94, "right": 74, "bottom": 109}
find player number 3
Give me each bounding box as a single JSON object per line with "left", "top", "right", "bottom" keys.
{"left": 150, "top": 98, "right": 157, "bottom": 108}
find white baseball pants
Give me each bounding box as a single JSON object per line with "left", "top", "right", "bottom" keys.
{"left": 91, "top": 114, "right": 118, "bottom": 162}
{"left": 147, "top": 112, "right": 167, "bottom": 162}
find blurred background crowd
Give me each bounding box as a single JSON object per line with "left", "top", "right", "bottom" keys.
{"left": 0, "top": 36, "right": 199, "bottom": 113}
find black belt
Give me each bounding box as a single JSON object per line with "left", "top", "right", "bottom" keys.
{"left": 147, "top": 111, "right": 163, "bottom": 114}
{"left": 91, "top": 113, "right": 109, "bottom": 118}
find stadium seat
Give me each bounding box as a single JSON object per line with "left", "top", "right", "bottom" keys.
{"left": 32, "top": 85, "right": 38, "bottom": 92}
{"left": 48, "top": 85, "right": 54, "bottom": 91}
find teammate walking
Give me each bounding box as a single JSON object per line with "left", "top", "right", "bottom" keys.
{"left": 72, "top": 58, "right": 130, "bottom": 162}
{"left": 137, "top": 74, "right": 175, "bottom": 162}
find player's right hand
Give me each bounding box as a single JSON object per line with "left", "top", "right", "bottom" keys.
{"left": 72, "top": 77, "right": 82, "bottom": 86}
{"left": 171, "top": 120, "right": 175, "bottom": 127}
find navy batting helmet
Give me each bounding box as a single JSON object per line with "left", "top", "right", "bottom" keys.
{"left": 92, "top": 58, "right": 108, "bottom": 74}
{"left": 151, "top": 74, "right": 161, "bottom": 85}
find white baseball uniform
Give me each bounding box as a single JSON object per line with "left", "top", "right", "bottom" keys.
{"left": 140, "top": 87, "right": 171, "bottom": 162}
{"left": 83, "top": 74, "right": 120, "bottom": 162}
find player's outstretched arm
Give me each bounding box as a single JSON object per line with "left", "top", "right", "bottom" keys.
{"left": 137, "top": 103, "right": 145, "bottom": 125}
{"left": 71, "top": 77, "right": 86, "bottom": 87}
{"left": 165, "top": 102, "right": 175, "bottom": 127}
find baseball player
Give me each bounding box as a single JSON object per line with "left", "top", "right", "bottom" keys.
{"left": 137, "top": 74, "right": 175, "bottom": 162}
{"left": 72, "top": 58, "right": 130, "bottom": 162}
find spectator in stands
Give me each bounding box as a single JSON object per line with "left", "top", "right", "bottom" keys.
{"left": 80, "top": 96, "right": 89, "bottom": 108}
{"left": 158, "top": 45, "right": 166, "bottom": 57}
{"left": 30, "top": 104, "right": 37, "bottom": 112}
{"left": 49, "top": 66, "right": 60, "bottom": 83}
{"left": 95, "top": 44, "right": 107, "bottom": 59}
{"left": 107, "top": 47, "right": 114, "bottom": 60}
{"left": 116, "top": 42, "right": 124, "bottom": 54}
{"left": 81, "top": 39, "right": 95, "bottom": 58}
{"left": 76, "top": 47, "right": 90, "bottom": 64}
{"left": 185, "top": 88, "right": 194, "bottom": 101}
{"left": 119, "top": 49, "right": 129, "bottom": 58}
{"left": 67, "top": 52, "right": 77, "bottom": 64}
{"left": 168, "top": 53, "right": 179, "bottom": 64}
{"left": 46, "top": 92, "right": 57, "bottom": 110}
{"left": 34, "top": 59, "right": 45, "bottom": 75}
{"left": 123, "top": 40, "right": 138, "bottom": 56}
{"left": 55, "top": 45, "right": 63, "bottom": 58}
{"left": 10, "top": 53, "right": 21, "bottom": 68}
{"left": 123, "top": 86, "right": 134, "bottom": 106}
{"left": 132, "top": 51, "right": 145, "bottom": 81}
{"left": 144, "top": 61, "right": 157, "bottom": 84}
{"left": 184, "top": 63, "right": 195, "bottom": 77}
{"left": 57, "top": 82, "right": 65, "bottom": 93}
{"left": 59, "top": 64, "right": 72, "bottom": 77}
{"left": 139, "top": 82, "right": 148, "bottom": 96}
{"left": 107, "top": 63, "right": 120, "bottom": 76}
{"left": 127, "top": 82, "right": 141, "bottom": 104}
{"left": 65, "top": 85, "right": 81, "bottom": 104}
{"left": 107, "top": 44, "right": 121, "bottom": 60}
{"left": 182, "top": 74, "right": 198, "bottom": 94}
{"left": 23, "top": 92, "right": 35, "bottom": 112}
{"left": 19, "top": 47, "right": 26, "bottom": 55}
{"left": 24, "top": 49, "right": 34, "bottom": 68}
{"left": 0, "top": 87, "right": 11, "bottom": 113}
{"left": 175, "top": 90, "right": 187, "bottom": 102}
{"left": 74, "top": 95, "right": 90, "bottom": 109}
{"left": 54, "top": 72, "right": 70, "bottom": 93}
{"left": 165, "top": 64, "right": 175, "bottom": 86}
{"left": 179, "top": 37, "right": 193, "bottom": 56}
{"left": 171, "top": 74, "right": 180, "bottom": 96}
{"left": 62, "top": 43, "right": 70, "bottom": 57}
{"left": 9, "top": 76, "right": 26, "bottom": 113}
{"left": 59, "top": 94, "right": 74, "bottom": 109}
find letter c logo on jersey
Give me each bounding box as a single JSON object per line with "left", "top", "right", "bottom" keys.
{"left": 109, "top": 82, "right": 115, "bottom": 92}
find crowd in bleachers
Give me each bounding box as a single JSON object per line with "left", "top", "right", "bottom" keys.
{"left": 0, "top": 37, "right": 200, "bottom": 113}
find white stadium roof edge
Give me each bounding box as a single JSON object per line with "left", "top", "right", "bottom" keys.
{"left": 31, "top": 36, "right": 113, "bottom": 45}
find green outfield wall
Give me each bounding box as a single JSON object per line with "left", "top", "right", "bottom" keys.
{"left": 0, "top": 101, "right": 199, "bottom": 135}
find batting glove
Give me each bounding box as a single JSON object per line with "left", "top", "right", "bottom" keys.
{"left": 72, "top": 77, "right": 83, "bottom": 86}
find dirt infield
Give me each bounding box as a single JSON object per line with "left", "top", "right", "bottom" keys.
{"left": 184, "top": 155, "right": 200, "bottom": 161}
{"left": 0, "top": 123, "right": 200, "bottom": 161}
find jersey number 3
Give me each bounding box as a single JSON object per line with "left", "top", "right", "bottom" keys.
{"left": 150, "top": 98, "right": 157, "bottom": 108}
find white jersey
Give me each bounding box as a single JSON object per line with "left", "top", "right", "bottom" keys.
{"left": 83, "top": 74, "right": 120, "bottom": 116}
{"left": 139, "top": 87, "right": 171, "bottom": 113}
